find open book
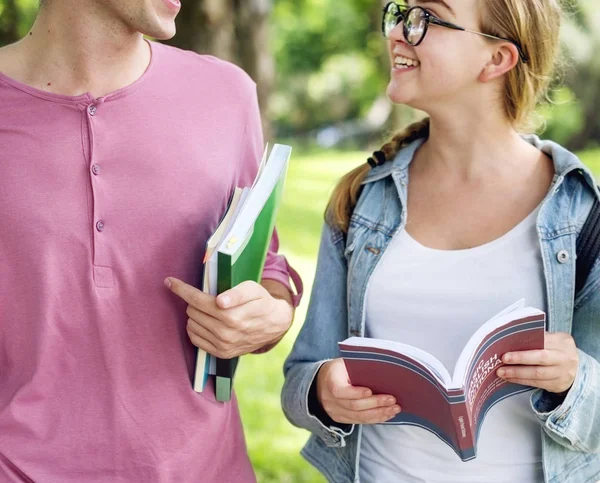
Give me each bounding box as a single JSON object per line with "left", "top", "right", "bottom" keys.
{"left": 193, "top": 144, "right": 292, "bottom": 401}
{"left": 339, "top": 300, "right": 545, "bottom": 461}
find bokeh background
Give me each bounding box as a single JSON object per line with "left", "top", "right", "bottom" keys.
{"left": 1, "top": 1, "right": 598, "bottom": 481}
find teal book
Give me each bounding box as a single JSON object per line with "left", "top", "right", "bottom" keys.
{"left": 193, "top": 144, "right": 292, "bottom": 401}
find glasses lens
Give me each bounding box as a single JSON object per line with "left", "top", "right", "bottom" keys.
{"left": 382, "top": 3, "right": 402, "bottom": 38}
{"left": 404, "top": 8, "right": 427, "bottom": 45}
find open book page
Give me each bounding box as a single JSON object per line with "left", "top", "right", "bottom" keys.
{"left": 341, "top": 337, "right": 452, "bottom": 386}
{"left": 454, "top": 308, "right": 545, "bottom": 433}
{"left": 206, "top": 189, "right": 250, "bottom": 294}
{"left": 219, "top": 144, "right": 292, "bottom": 257}
{"left": 250, "top": 143, "right": 269, "bottom": 190}
{"left": 202, "top": 188, "right": 244, "bottom": 291}
{"left": 452, "top": 302, "right": 543, "bottom": 388}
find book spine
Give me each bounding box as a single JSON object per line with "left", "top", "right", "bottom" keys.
{"left": 215, "top": 252, "right": 236, "bottom": 402}
{"left": 449, "top": 399, "right": 475, "bottom": 461}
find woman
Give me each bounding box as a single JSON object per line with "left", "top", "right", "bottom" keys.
{"left": 282, "top": 1, "right": 600, "bottom": 482}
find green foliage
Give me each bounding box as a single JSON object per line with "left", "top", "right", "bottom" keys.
{"left": 0, "top": 0, "right": 37, "bottom": 40}
{"left": 270, "top": 0, "right": 386, "bottom": 134}
{"left": 537, "top": 87, "right": 584, "bottom": 146}
{"left": 578, "top": 149, "right": 600, "bottom": 173}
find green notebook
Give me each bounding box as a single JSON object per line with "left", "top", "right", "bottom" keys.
{"left": 195, "top": 144, "right": 292, "bottom": 401}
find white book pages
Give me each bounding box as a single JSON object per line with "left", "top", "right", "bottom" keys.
{"left": 342, "top": 336, "right": 452, "bottom": 386}
{"left": 218, "top": 144, "right": 292, "bottom": 257}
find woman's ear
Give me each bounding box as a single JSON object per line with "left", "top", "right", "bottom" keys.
{"left": 479, "top": 43, "right": 519, "bottom": 82}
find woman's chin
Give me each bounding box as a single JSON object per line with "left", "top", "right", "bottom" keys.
{"left": 386, "top": 86, "right": 416, "bottom": 108}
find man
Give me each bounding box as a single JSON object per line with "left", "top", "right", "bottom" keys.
{"left": 0, "top": 0, "right": 301, "bottom": 481}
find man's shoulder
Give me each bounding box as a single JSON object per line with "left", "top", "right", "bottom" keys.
{"left": 151, "top": 41, "right": 256, "bottom": 94}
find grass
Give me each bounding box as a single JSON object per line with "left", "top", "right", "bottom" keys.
{"left": 235, "top": 147, "right": 600, "bottom": 483}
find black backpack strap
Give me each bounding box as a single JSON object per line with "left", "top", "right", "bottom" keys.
{"left": 575, "top": 196, "right": 600, "bottom": 294}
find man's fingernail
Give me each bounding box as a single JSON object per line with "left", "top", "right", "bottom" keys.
{"left": 386, "top": 397, "right": 395, "bottom": 405}
{"left": 164, "top": 278, "right": 172, "bottom": 289}
{"left": 504, "top": 354, "right": 512, "bottom": 362}
{"left": 219, "top": 295, "right": 230, "bottom": 308}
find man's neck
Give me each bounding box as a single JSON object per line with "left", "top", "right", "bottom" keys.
{"left": 0, "top": 2, "right": 151, "bottom": 98}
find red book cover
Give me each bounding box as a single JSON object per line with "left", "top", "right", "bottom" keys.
{"left": 339, "top": 302, "right": 545, "bottom": 461}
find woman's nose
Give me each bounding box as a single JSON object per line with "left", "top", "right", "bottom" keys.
{"left": 388, "top": 21, "right": 406, "bottom": 43}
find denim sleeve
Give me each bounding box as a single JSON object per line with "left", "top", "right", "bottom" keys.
{"left": 530, "top": 259, "right": 600, "bottom": 452}
{"left": 281, "top": 223, "right": 355, "bottom": 447}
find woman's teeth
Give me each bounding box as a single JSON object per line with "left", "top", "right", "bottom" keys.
{"left": 394, "top": 55, "right": 420, "bottom": 68}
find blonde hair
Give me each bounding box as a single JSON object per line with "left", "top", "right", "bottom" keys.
{"left": 326, "top": 0, "right": 563, "bottom": 233}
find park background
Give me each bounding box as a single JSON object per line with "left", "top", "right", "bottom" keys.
{"left": 1, "top": 0, "right": 598, "bottom": 481}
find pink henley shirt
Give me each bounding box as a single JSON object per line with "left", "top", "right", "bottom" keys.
{"left": 0, "top": 40, "right": 300, "bottom": 482}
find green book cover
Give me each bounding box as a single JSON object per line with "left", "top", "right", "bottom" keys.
{"left": 215, "top": 144, "right": 291, "bottom": 402}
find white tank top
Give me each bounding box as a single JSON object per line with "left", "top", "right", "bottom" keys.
{"left": 360, "top": 206, "right": 545, "bottom": 482}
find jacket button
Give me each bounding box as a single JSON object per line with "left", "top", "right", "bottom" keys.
{"left": 556, "top": 250, "right": 569, "bottom": 264}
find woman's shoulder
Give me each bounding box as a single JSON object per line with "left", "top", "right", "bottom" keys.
{"left": 362, "top": 137, "right": 426, "bottom": 185}
{"left": 525, "top": 135, "right": 591, "bottom": 179}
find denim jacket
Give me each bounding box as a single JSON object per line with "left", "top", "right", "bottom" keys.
{"left": 282, "top": 136, "right": 600, "bottom": 483}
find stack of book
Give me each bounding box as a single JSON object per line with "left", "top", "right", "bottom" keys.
{"left": 194, "top": 143, "right": 292, "bottom": 402}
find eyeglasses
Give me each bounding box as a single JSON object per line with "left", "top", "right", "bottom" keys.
{"left": 382, "top": 2, "right": 529, "bottom": 64}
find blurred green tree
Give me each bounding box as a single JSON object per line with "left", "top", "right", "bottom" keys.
{"left": 0, "top": 0, "right": 19, "bottom": 45}
{"left": 560, "top": 0, "right": 600, "bottom": 148}
{"left": 0, "top": 0, "right": 598, "bottom": 148}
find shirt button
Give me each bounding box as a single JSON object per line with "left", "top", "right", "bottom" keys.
{"left": 96, "top": 220, "right": 105, "bottom": 232}
{"left": 92, "top": 164, "right": 101, "bottom": 175}
{"left": 88, "top": 105, "right": 97, "bottom": 116}
{"left": 557, "top": 250, "right": 569, "bottom": 264}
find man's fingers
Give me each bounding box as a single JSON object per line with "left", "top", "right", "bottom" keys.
{"left": 187, "top": 319, "right": 242, "bottom": 359}
{"left": 216, "top": 281, "right": 264, "bottom": 309}
{"left": 186, "top": 307, "right": 222, "bottom": 339}
{"left": 186, "top": 322, "right": 219, "bottom": 354}
{"left": 166, "top": 277, "right": 219, "bottom": 314}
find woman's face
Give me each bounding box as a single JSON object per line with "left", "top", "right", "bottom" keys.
{"left": 386, "top": 0, "right": 498, "bottom": 113}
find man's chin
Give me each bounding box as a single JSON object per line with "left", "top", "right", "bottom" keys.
{"left": 141, "top": 24, "right": 177, "bottom": 41}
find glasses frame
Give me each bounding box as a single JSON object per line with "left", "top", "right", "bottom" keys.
{"left": 382, "top": 2, "right": 529, "bottom": 64}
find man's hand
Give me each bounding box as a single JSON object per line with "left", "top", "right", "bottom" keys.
{"left": 316, "top": 358, "right": 401, "bottom": 424}
{"left": 165, "top": 277, "right": 294, "bottom": 358}
{"left": 497, "top": 332, "right": 579, "bottom": 394}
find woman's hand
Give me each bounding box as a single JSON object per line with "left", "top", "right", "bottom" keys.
{"left": 497, "top": 332, "right": 579, "bottom": 394}
{"left": 316, "top": 358, "right": 401, "bottom": 424}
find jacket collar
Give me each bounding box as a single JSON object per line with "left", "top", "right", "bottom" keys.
{"left": 362, "top": 134, "right": 597, "bottom": 196}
